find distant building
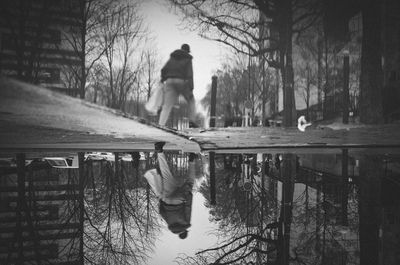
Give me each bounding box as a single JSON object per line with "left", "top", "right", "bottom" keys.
{"left": 0, "top": 0, "right": 83, "bottom": 96}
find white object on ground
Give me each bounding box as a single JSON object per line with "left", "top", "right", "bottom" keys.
{"left": 297, "top": 116, "right": 312, "bottom": 132}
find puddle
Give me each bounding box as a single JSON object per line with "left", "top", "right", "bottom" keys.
{"left": 1, "top": 148, "right": 400, "bottom": 264}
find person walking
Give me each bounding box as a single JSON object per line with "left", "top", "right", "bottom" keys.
{"left": 159, "top": 44, "right": 198, "bottom": 128}
{"left": 144, "top": 142, "right": 198, "bottom": 239}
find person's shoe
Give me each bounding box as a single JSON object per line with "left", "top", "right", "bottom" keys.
{"left": 189, "top": 121, "right": 199, "bottom": 128}
{"left": 154, "top": 142, "right": 166, "bottom": 153}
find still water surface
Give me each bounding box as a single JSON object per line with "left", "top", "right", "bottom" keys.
{"left": 1, "top": 148, "right": 399, "bottom": 264}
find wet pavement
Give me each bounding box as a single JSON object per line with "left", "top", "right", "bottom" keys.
{"left": 0, "top": 78, "right": 199, "bottom": 153}
{"left": 1, "top": 78, "right": 400, "bottom": 264}
{"left": 183, "top": 123, "right": 400, "bottom": 152}
{"left": 2, "top": 77, "right": 400, "bottom": 155}
{"left": 1, "top": 148, "right": 400, "bottom": 264}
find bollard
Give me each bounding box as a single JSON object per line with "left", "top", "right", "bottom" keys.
{"left": 209, "top": 152, "right": 216, "bottom": 205}
{"left": 343, "top": 52, "right": 350, "bottom": 124}
{"left": 210, "top": 76, "right": 218, "bottom": 127}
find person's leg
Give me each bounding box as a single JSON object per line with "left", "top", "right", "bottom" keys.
{"left": 155, "top": 143, "right": 181, "bottom": 197}
{"left": 187, "top": 97, "right": 197, "bottom": 123}
{"left": 159, "top": 81, "right": 178, "bottom": 126}
{"left": 187, "top": 153, "right": 198, "bottom": 185}
{"left": 182, "top": 89, "right": 198, "bottom": 127}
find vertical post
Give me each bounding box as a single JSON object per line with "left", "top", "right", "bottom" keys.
{"left": 78, "top": 152, "right": 85, "bottom": 265}
{"left": 209, "top": 152, "right": 216, "bottom": 205}
{"left": 210, "top": 75, "right": 218, "bottom": 127}
{"left": 16, "top": 153, "right": 25, "bottom": 265}
{"left": 341, "top": 149, "right": 349, "bottom": 225}
{"left": 343, "top": 51, "right": 350, "bottom": 124}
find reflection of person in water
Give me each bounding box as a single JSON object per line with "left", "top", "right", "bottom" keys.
{"left": 144, "top": 142, "right": 197, "bottom": 239}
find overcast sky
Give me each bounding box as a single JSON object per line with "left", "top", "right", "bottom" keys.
{"left": 139, "top": 2, "right": 223, "bottom": 262}
{"left": 148, "top": 192, "right": 220, "bottom": 265}
{"left": 141, "top": 0, "right": 226, "bottom": 101}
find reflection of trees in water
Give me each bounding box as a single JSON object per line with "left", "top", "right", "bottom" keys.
{"left": 290, "top": 167, "right": 360, "bottom": 265}
{"left": 177, "top": 154, "right": 279, "bottom": 264}
{"left": 178, "top": 152, "right": 387, "bottom": 265}
{"left": 0, "top": 152, "right": 203, "bottom": 264}
{"left": 83, "top": 153, "right": 162, "bottom": 265}
{"left": 176, "top": 226, "right": 277, "bottom": 264}
{"left": 83, "top": 151, "right": 191, "bottom": 264}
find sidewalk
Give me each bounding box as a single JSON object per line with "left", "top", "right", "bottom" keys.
{"left": 2, "top": 77, "right": 400, "bottom": 154}
{"left": 0, "top": 78, "right": 200, "bottom": 153}
{"left": 183, "top": 123, "right": 400, "bottom": 153}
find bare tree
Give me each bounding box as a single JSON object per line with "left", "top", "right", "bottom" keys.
{"left": 142, "top": 41, "right": 162, "bottom": 101}
{"left": 294, "top": 45, "right": 317, "bottom": 119}
{"left": 169, "top": 0, "right": 321, "bottom": 126}
{"left": 86, "top": 62, "right": 108, "bottom": 104}
{"left": 84, "top": 156, "right": 162, "bottom": 265}
{"left": 60, "top": 0, "right": 115, "bottom": 98}
{"left": 93, "top": 1, "right": 146, "bottom": 110}
{"left": 201, "top": 60, "right": 248, "bottom": 125}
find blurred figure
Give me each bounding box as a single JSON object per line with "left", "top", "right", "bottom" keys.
{"left": 159, "top": 44, "right": 198, "bottom": 128}
{"left": 144, "top": 142, "right": 199, "bottom": 239}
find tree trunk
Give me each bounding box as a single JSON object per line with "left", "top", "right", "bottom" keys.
{"left": 277, "top": 153, "right": 296, "bottom": 265}
{"left": 274, "top": 68, "right": 280, "bottom": 115}
{"left": 93, "top": 85, "right": 98, "bottom": 104}
{"left": 16, "top": 1, "right": 29, "bottom": 80}
{"left": 315, "top": 179, "right": 321, "bottom": 256}
{"left": 358, "top": 154, "right": 382, "bottom": 265}
{"left": 279, "top": 0, "right": 296, "bottom": 127}
{"left": 78, "top": 152, "right": 85, "bottom": 265}
{"left": 262, "top": 95, "right": 266, "bottom": 126}
{"left": 323, "top": 34, "right": 330, "bottom": 119}
{"left": 306, "top": 66, "right": 311, "bottom": 119}
{"left": 359, "top": 0, "right": 383, "bottom": 124}
{"left": 341, "top": 149, "right": 349, "bottom": 226}
{"left": 79, "top": 0, "right": 86, "bottom": 99}
{"left": 261, "top": 61, "right": 266, "bottom": 126}
{"left": 317, "top": 30, "right": 323, "bottom": 112}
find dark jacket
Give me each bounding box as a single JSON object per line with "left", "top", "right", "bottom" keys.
{"left": 159, "top": 182, "right": 193, "bottom": 234}
{"left": 161, "top": 49, "right": 194, "bottom": 90}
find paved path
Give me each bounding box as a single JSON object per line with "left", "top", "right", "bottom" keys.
{"left": 2, "top": 77, "right": 400, "bottom": 155}
{"left": 182, "top": 124, "right": 400, "bottom": 153}
{"left": 0, "top": 78, "right": 199, "bottom": 153}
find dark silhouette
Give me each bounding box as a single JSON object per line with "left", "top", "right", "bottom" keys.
{"left": 144, "top": 142, "right": 196, "bottom": 239}
{"left": 159, "top": 44, "right": 198, "bottom": 127}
